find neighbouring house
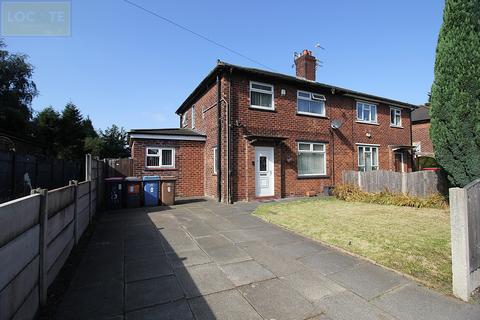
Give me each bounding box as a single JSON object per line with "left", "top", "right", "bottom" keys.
{"left": 129, "top": 50, "right": 418, "bottom": 202}
{"left": 412, "top": 104, "right": 434, "bottom": 157}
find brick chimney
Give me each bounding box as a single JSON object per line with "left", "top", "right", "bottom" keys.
{"left": 295, "top": 50, "right": 317, "bottom": 81}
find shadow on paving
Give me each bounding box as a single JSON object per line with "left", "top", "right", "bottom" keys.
{"left": 53, "top": 199, "right": 216, "bottom": 320}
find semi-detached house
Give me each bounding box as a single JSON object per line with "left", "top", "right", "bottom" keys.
{"left": 129, "top": 50, "right": 417, "bottom": 203}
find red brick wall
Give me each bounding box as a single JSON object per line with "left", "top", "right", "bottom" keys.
{"left": 131, "top": 139, "right": 205, "bottom": 197}
{"left": 412, "top": 121, "right": 434, "bottom": 153}
{"left": 229, "top": 72, "right": 412, "bottom": 201}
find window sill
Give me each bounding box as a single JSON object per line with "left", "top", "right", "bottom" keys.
{"left": 356, "top": 120, "right": 379, "bottom": 126}
{"left": 390, "top": 125, "right": 403, "bottom": 129}
{"left": 249, "top": 106, "right": 277, "bottom": 113}
{"left": 144, "top": 167, "right": 177, "bottom": 171}
{"left": 297, "top": 175, "right": 330, "bottom": 180}
{"left": 296, "top": 112, "right": 328, "bottom": 119}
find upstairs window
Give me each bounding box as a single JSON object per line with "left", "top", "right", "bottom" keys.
{"left": 146, "top": 147, "right": 175, "bottom": 168}
{"left": 297, "top": 91, "right": 326, "bottom": 116}
{"left": 357, "top": 145, "right": 378, "bottom": 171}
{"left": 182, "top": 114, "right": 187, "bottom": 127}
{"left": 356, "top": 101, "right": 377, "bottom": 123}
{"left": 298, "top": 142, "right": 326, "bottom": 176}
{"left": 250, "top": 81, "right": 274, "bottom": 110}
{"left": 390, "top": 107, "right": 402, "bottom": 127}
{"left": 191, "top": 106, "right": 196, "bottom": 129}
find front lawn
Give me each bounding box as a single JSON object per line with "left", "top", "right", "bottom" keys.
{"left": 253, "top": 197, "right": 452, "bottom": 293}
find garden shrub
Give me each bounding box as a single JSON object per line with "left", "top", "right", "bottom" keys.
{"left": 333, "top": 184, "right": 448, "bottom": 209}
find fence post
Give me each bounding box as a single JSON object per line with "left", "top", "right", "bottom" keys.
{"left": 69, "top": 180, "right": 79, "bottom": 245}
{"left": 401, "top": 172, "right": 407, "bottom": 194}
{"left": 357, "top": 171, "right": 362, "bottom": 189}
{"left": 85, "top": 154, "right": 92, "bottom": 181}
{"left": 450, "top": 187, "right": 471, "bottom": 301}
{"left": 31, "top": 188, "right": 48, "bottom": 306}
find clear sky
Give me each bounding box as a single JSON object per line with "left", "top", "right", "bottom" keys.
{"left": 3, "top": 0, "right": 444, "bottom": 131}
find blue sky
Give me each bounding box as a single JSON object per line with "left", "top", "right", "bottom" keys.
{"left": 3, "top": 0, "right": 444, "bottom": 131}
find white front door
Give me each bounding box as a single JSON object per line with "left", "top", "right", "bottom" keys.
{"left": 255, "top": 147, "right": 274, "bottom": 197}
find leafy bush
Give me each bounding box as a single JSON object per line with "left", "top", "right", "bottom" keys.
{"left": 333, "top": 184, "right": 448, "bottom": 209}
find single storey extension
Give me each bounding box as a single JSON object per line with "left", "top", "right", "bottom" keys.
{"left": 129, "top": 50, "right": 418, "bottom": 203}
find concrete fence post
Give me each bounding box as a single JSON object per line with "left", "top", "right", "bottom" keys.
{"left": 85, "top": 154, "right": 92, "bottom": 181}
{"left": 31, "top": 188, "right": 48, "bottom": 306}
{"left": 401, "top": 172, "right": 407, "bottom": 194}
{"left": 69, "top": 180, "right": 79, "bottom": 245}
{"left": 450, "top": 187, "right": 471, "bottom": 301}
{"left": 357, "top": 171, "right": 362, "bottom": 189}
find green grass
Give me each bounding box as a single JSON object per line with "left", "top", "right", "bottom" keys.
{"left": 253, "top": 197, "right": 452, "bottom": 293}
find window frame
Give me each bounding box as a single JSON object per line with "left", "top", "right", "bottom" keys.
{"left": 356, "top": 101, "right": 378, "bottom": 124}
{"left": 145, "top": 147, "right": 175, "bottom": 169}
{"left": 191, "top": 105, "right": 196, "bottom": 129}
{"left": 390, "top": 107, "right": 402, "bottom": 127}
{"left": 357, "top": 144, "right": 379, "bottom": 171}
{"left": 297, "top": 142, "right": 327, "bottom": 177}
{"left": 296, "top": 90, "right": 326, "bottom": 117}
{"left": 213, "top": 147, "right": 218, "bottom": 175}
{"left": 249, "top": 81, "right": 275, "bottom": 110}
{"left": 181, "top": 113, "right": 187, "bottom": 127}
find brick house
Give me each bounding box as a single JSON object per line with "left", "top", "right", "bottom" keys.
{"left": 129, "top": 51, "right": 417, "bottom": 202}
{"left": 412, "top": 105, "right": 434, "bottom": 157}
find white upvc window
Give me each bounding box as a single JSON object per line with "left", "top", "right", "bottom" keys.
{"left": 146, "top": 147, "right": 175, "bottom": 168}
{"left": 297, "top": 91, "right": 326, "bottom": 116}
{"left": 390, "top": 107, "right": 402, "bottom": 127}
{"left": 356, "top": 101, "right": 377, "bottom": 123}
{"left": 182, "top": 113, "right": 187, "bottom": 127}
{"left": 213, "top": 147, "right": 218, "bottom": 175}
{"left": 191, "top": 106, "right": 196, "bottom": 129}
{"left": 250, "top": 81, "right": 274, "bottom": 110}
{"left": 413, "top": 141, "right": 422, "bottom": 153}
{"left": 357, "top": 145, "right": 379, "bottom": 171}
{"left": 297, "top": 142, "right": 327, "bottom": 176}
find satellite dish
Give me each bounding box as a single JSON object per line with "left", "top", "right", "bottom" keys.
{"left": 331, "top": 119, "right": 342, "bottom": 130}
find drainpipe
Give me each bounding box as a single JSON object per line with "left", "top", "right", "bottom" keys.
{"left": 217, "top": 75, "right": 222, "bottom": 202}
{"left": 228, "top": 68, "right": 233, "bottom": 204}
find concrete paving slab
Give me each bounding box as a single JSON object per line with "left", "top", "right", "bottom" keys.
{"left": 148, "top": 212, "right": 181, "bottom": 230}
{"left": 55, "top": 280, "right": 123, "bottom": 320}
{"left": 125, "top": 275, "right": 184, "bottom": 311}
{"left": 299, "top": 251, "right": 361, "bottom": 275}
{"left": 181, "top": 222, "right": 216, "bottom": 238}
{"left": 280, "top": 269, "right": 346, "bottom": 302}
{"left": 126, "top": 300, "right": 194, "bottom": 320}
{"left": 189, "top": 289, "right": 263, "bottom": 320}
{"left": 238, "top": 278, "right": 317, "bottom": 320}
{"left": 220, "top": 229, "right": 263, "bottom": 243}
{"left": 372, "top": 283, "right": 480, "bottom": 320}
{"left": 167, "top": 249, "right": 211, "bottom": 268}
{"left": 273, "top": 240, "right": 331, "bottom": 259}
{"left": 328, "top": 262, "right": 408, "bottom": 300}
{"left": 125, "top": 242, "right": 165, "bottom": 261}
{"left": 159, "top": 228, "right": 200, "bottom": 253}
{"left": 71, "top": 258, "right": 124, "bottom": 288}
{"left": 220, "top": 260, "right": 275, "bottom": 286}
{"left": 317, "top": 290, "right": 396, "bottom": 320}
{"left": 195, "top": 234, "right": 232, "bottom": 250}
{"left": 206, "top": 245, "right": 252, "bottom": 265}
{"left": 241, "top": 242, "right": 307, "bottom": 276}
{"left": 174, "top": 263, "right": 235, "bottom": 298}
{"left": 125, "top": 256, "right": 173, "bottom": 282}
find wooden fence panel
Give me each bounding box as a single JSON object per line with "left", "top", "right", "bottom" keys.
{"left": 342, "top": 170, "right": 444, "bottom": 196}
{"left": 105, "top": 158, "right": 133, "bottom": 177}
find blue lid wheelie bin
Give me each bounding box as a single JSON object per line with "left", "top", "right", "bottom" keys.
{"left": 142, "top": 176, "right": 160, "bottom": 207}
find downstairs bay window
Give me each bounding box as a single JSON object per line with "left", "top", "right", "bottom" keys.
{"left": 357, "top": 145, "right": 379, "bottom": 171}
{"left": 298, "top": 142, "right": 326, "bottom": 176}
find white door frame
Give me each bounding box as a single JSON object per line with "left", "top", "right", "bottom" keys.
{"left": 255, "top": 146, "right": 275, "bottom": 197}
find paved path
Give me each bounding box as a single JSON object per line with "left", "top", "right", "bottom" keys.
{"left": 55, "top": 199, "right": 480, "bottom": 320}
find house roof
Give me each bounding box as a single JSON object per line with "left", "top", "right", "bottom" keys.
{"left": 129, "top": 128, "right": 205, "bottom": 137}
{"left": 175, "top": 60, "right": 420, "bottom": 115}
{"left": 411, "top": 105, "right": 430, "bottom": 123}
{"left": 128, "top": 128, "right": 206, "bottom": 143}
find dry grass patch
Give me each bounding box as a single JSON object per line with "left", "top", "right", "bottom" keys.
{"left": 253, "top": 197, "right": 452, "bottom": 293}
